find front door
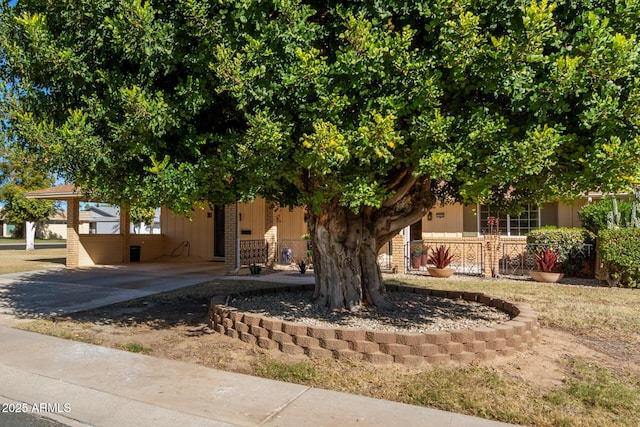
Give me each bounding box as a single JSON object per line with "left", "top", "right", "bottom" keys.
{"left": 214, "top": 205, "right": 225, "bottom": 257}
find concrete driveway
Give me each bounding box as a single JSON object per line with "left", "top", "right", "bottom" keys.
{"left": 0, "top": 260, "right": 225, "bottom": 324}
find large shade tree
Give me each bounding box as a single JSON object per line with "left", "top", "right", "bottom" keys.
{"left": 1, "top": 0, "right": 639, "bottom": 308}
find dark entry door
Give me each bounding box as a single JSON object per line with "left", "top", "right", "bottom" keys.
{"left": 214, "top": 205, "right": 225, "bottom": 257}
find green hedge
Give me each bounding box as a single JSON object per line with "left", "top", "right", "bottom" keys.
{"left": 527, "top": 227, "right": 595, "bottom": 277}
{"left": 597, "top": 228, "right": 640, "bottom": 288}
{"left": 578, "top": 199, "right": 633, "bottom": 234}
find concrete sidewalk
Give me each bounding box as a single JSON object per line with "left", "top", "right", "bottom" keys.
{"left": 0, "top": 326, "right": 516, "bottom": 427}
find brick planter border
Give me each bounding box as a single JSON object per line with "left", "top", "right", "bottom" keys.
{"left": 208, "top": 284, "right": 540, "bottom": 366}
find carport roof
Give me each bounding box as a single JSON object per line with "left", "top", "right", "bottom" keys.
{"left": 24, "top": 184, "right": 86, "bottom": 200}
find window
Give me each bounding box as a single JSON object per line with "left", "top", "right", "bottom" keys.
{"left": 478, "top": 205, "right": 539, "bottom": 236}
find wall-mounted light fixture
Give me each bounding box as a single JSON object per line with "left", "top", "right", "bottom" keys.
{"left": 427, "top": 212, "right": 433, "bottom": 221}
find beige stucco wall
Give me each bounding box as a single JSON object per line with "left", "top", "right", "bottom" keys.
{"left": 422, "top": 204, "right": 464, "bottom": 238}
{"left": 161, "top": 205, "right": 215, "bottom": 259}
{"left": 558, "top": 200, "right": 586, "bottom": 228}
{"left": 274, "top": 206, "right": 307, "bottom": 240}
{"left": 238, "top": 199, "right": 266, "bottom": 241}
{"left": 78, "top": 235, "right": 123, "bottom": 266}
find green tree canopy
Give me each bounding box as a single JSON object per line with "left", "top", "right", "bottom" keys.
{"left": 1, "top": 0, "right": 639, "bottom": 308}
{"left": 0, "top": 142, "right": 55, "bottom": 229}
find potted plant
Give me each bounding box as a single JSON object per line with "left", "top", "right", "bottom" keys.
{"left": 427, "top": 245, "right": 455, "bottom": 277}
{"left": 297, "top": 260, "right": 307, "bottom": 275}
{"left": 249, "top": 264, "right": 262, "bottom": 275}
{"left": 421, "top": 243, "right": 430, "bottom": 266}
{"left": 410, "top": 244, "right": 423, "bottom": 269}
{"left": 530, "top": 247, "right": 564, "bottom": 283}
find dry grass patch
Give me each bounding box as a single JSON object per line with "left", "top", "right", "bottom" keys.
{"left": 0, "top": 248, "right": 66, "bottom": 275}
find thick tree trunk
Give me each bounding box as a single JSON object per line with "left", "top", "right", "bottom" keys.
{"left": 309, "top": 206, "right": 394, "bottom": 310}
{"left": 309, "top": 175, "right": 435, "bottom": 310}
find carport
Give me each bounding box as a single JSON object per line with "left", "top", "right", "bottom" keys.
{"left": 25, "top": 184, "right": 161, "bottom": 267}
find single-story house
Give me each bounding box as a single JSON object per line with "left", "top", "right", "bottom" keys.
{"left": 26, "top": 184, "right": 599, "bottom": 277}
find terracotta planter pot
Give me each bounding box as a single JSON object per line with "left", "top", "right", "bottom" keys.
{"left": 420, "top": 253, "right": 429, "bottom": 266}
{"left": 427, "top": 267, "right": 455, "bottom": 278}
{"left": 530, "top": 271, "right": 564, "bottom": 283}
{"left": 411, "top": 256, "right": 421, "bottom": 269}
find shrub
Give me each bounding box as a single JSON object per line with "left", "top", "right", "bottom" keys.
{"left": 597, "top": 228, "right": 640, "bottom": 288}
{"left": 527, "top": 228, "right": 594, "bottom": 277}
{"left": 578, "top": 199, "right": 633, "bottom": 234}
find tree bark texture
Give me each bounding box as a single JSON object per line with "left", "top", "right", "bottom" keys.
{"left": 309, "top": 175, "right": 435, "bottom": 310}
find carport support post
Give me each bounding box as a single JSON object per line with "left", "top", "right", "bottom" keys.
{"left": 120, "top": 203, "right": 131, "bottom": 263}
{"left": 66, "top": 198, "right": 80, "bottom": 267}
{"left": 224, "top": 203, "right": 239, "bottom": 274}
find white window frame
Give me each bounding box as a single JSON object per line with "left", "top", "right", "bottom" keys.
{"left": 477, "top": 204, "right": 541, "bottom": 237}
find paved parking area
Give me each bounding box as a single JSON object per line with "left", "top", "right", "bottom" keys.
{"left": 0, "top": 261, "right": 225, "bottom": 324}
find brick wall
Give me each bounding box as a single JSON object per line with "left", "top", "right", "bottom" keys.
{"left": 224, "top": 203, "right": 238, "bottom": 273}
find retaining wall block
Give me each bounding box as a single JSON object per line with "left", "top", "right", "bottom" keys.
{"left": 307, "top": 326, "right": 336, "bottom": 340}
{"left": 215, "top": 324, "right": 225, "bottom": 334}
{"left": 334, "top": 349, "right": 364, "bottom": 362}
{"left": 365, "top": 331, "right": 397, "bottom": 344}
{"left": 257, "top": 337, "right": 278, "bottom": 350}
{"left": 462, "top": 292, "right": 481, "bottom": 302}
{"left": 473, "top": 326, "right": 497, "bottom": 342}
{"left": 349, "top": 341, "right": 380, "bottom": 354}
{"left": 426, "top": 354, "right": 451, "bottom": 365}
{"left": 242, "top": 313, "right": 262, "bottom": 327}
{"left": 270, "top": 330, "right": 294, "bottom": 344}
{"left": 380, "top": 343, "right": 411, "bottom": 356}
{"left": 249, "top": 325, "right": 269, "bottom": 338}
{"left": 394, "top": 355, "right": 424, "bottom": 366}
{"left": 363, "top": 352, "right": 394, "bottom": 364}
{"left": 424, "top": 331, "right": 451, "bottom": 345}
{"left": 229, "top": 311, "right": 244, "bottom": 323}
{"left": 240, "top": 332, "right": 257, "bottom": 345}
{"left": 293, "top": 335, "right": 320, "bottom": 348}
{"left": 487, "top": 337, "right": 507, "bottom": 351}
{"left": 451, "top": 329, "right": 475, "bottom": 343}
{"left": 489, "top": 299, "right": 505, "bottom": 310}
{"left": 493, "top": 325, "right": 515, "bottom": 339}
{"left": 282, "top": 322, "right": 308, "bottom": 336}
{"left": 506, "top": 321, "right": 527, "bottom": 336}
{"left": 431, "top": 289, "right": 448, "bottom": 298}
{"left": 260, "top": 318, "right": 283, "bottom": 331}
{"left": 320, "top": 338, "right": 349, "bottom": 351}
{"left": 442, "top": 342, "right": 464, "bottom": 355}
{"left": 222, "top": 318, "right": 234, "bottom": 329}
{"left": 478, "top": 295, "right": 492, "bottom": 305}
{"left": 464, "top": 340, "right": 487, "bottom": 353}
{"left": 305, "top": 347, "right": 333, "bottom": 359}
{"left": 225, "top": 329, "right": 239, "bottom": 339}
{"left": 396, "top": 333, "right": 427, "bottom": 346}
{"left": 280, "top": 342, "right": 305, "bottom": 355}
{"left": 446, "top": 291, "right": 464, "bottom": 299}
{"left": 336, "top": 329, "right": 367, "bottom": 342}
{"left": 234, "top": 321, "right": 249, "bottom": 334}
{"left": 506, "top": 335, "right": 522, "bottom": 348}
{"left": 411, "top": 344, "right": 439, "bottom": 357}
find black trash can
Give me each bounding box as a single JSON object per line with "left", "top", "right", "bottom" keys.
{"left": 130, "top": 245, "right": 141, "bottom": 262}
